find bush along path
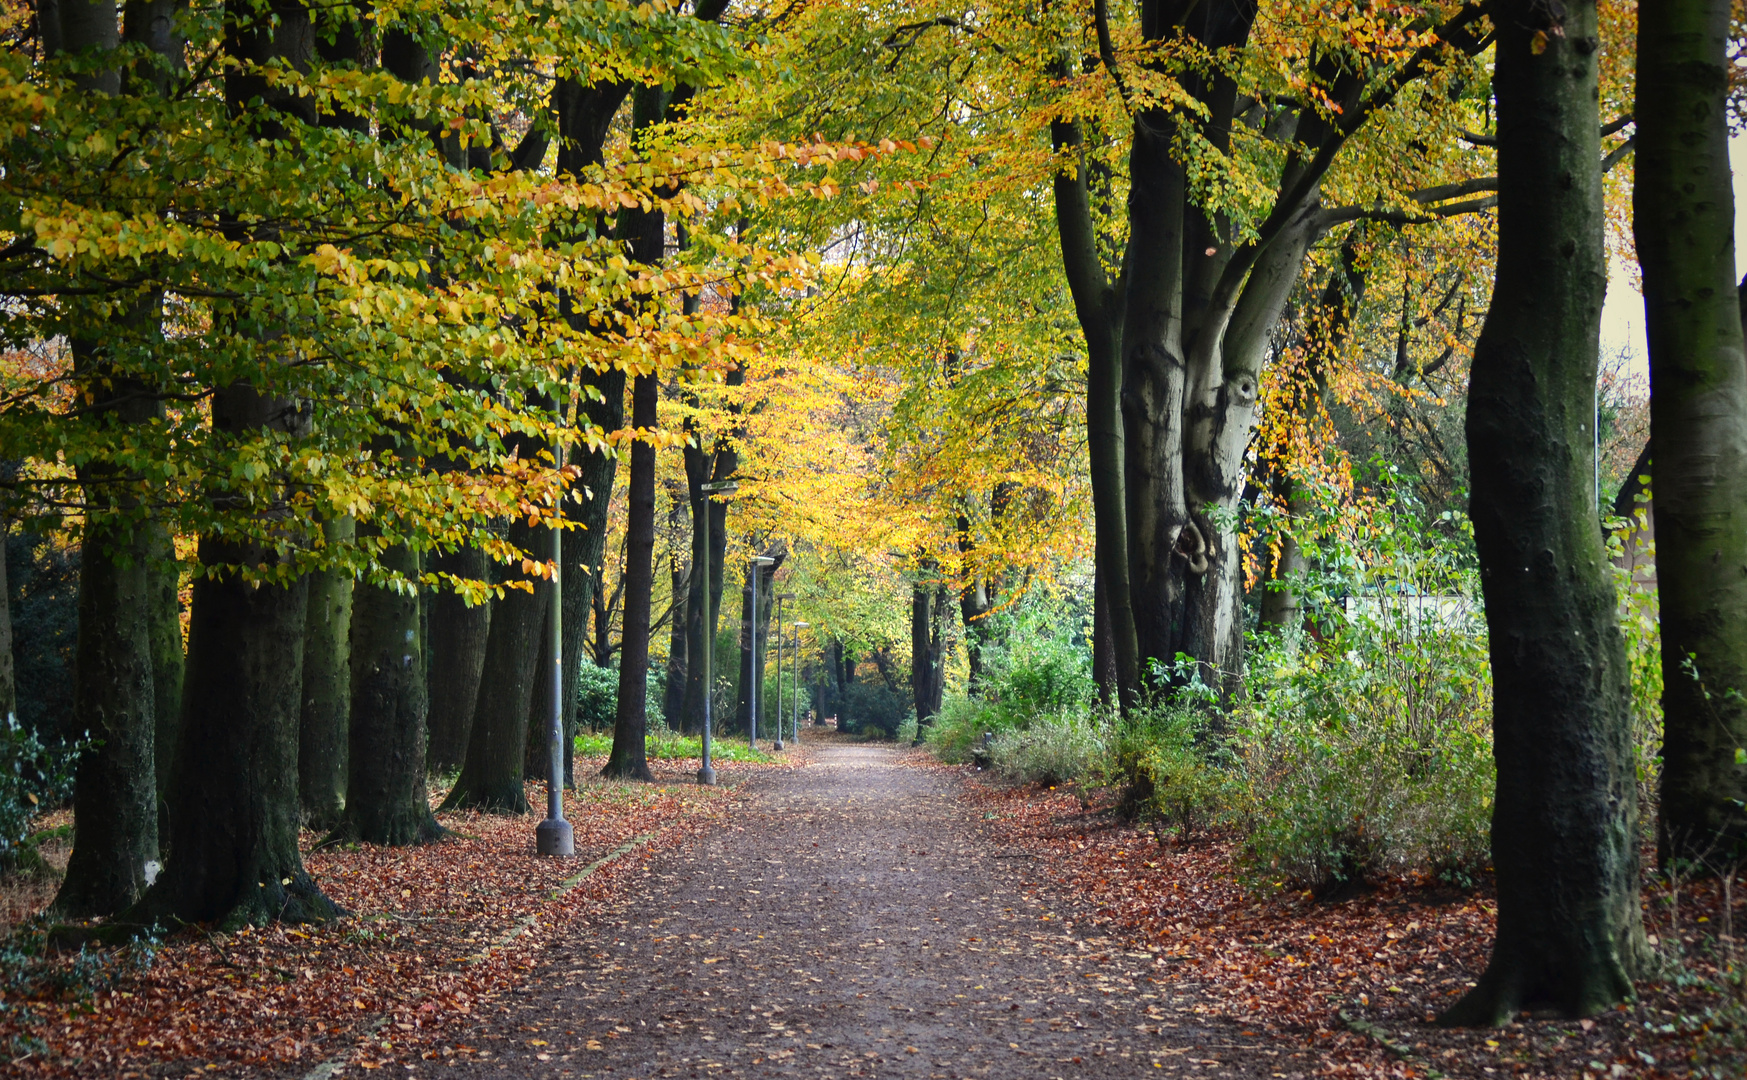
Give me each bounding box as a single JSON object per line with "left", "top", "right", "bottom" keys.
{"left": 429, "top": 736, "right": 1282, "bottom": 1079}
{"left": 0, "top": 754, "right": 795, "bottom": 1077}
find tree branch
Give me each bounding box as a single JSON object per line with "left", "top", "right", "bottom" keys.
{"left": 1093, "top": 0, "right": 1131, "bottom": 108}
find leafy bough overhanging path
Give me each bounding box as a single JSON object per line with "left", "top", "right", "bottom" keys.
{"left": 437, "top": 739, "right": 1294, "bottom": 1078}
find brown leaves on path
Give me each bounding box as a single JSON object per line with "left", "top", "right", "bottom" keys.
{"left": 0, "top": 755, "right": 792, "bottom": 1077}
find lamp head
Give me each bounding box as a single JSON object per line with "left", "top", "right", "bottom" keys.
{"left": 794, "top": 621, "right": 810, "bottom": 629}
{"left": 776, "top": 593, "right": 796, "bottom": 601}
{"left": 751, "top": 555, "right": 776, "bottom": 567}
{"left": 700, "top": 480, "right": 738, "bottom": 495}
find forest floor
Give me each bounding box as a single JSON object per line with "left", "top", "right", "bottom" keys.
{"left": 3, "top": 736, "right": 1744, "bottom": 1079}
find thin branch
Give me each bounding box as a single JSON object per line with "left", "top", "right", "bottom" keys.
{"left": 1093, "top": 0, "right": 1131, "bottom": 109}
{"left": 1602, "top": 136, "right": 1635, "bottom": 175}
{"left": 1409, "top": 177, "right": 1497, "bottom": 203}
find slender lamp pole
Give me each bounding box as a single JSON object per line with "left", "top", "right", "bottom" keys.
{"left": 696, "top": 480, "right": 737, "bottom": 786}
{"left": 749, "top": 555, "right": 775, "bottom": 749}
{"left": 536, "top": 445, "right": 574, "bottom": 857}
{"left": 792, "top": 622, "right": 809, "bottom": 744}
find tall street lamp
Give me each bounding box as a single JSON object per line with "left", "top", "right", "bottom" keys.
{"left": 695, "top": 480, "right": 737, "bottom": 786}
{"left": 536, "top": 445, "right": 574, "bottom": 857}
{"left": 772, "top": 593, "right": 794, "bottom": 750}
{"left": 748, "top": 555, "right": 775, "bottom": 749}
{"left": 792, "top": 622, "right": 810, "bottom": 745}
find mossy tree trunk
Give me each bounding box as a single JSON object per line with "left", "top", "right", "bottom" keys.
{"left": 1636, "top": 0, "right": 1747, "bottom": 868}
{"left": 344, "top": 540, "right": 443, "bottom": 844}
{"left": 55, "top": 514, "right": 158, "bottom": 918}
{"left": 144, "top": 522, "right": 182, "bottom": 831}
{"left": 1439, "top": 0, "right": 1643, "bottom": 1023}
{"left": 298, "top": 515, "right": 352, "bottom": 828}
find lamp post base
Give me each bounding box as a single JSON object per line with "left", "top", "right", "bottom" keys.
{"left": 773, "top": 738, "right": 784, "bottom": 750}
{"left": 535, "top": 817, "right": 574, "bottom": 856}
{"left": 697, "top": 765, "right": 717, "bottom": 786}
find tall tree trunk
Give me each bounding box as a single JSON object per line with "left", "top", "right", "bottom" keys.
{"left": 0, "top": 532, "right": 12, "bottom": 724}
{"left": 1053, "top": 113, "right": 1140, "bottom": 705}
{"left": 663, "top": 554, "right": 687, "bottom": 727}
{"left": 48, "top": 0, "right": 177, "bottom": 923}
{"left": 442, "top": 516, "right": 548, "bottom": 815}
{"left": 1439, "top": 0, "right": 1644, "bottom": 1022}
{"left": 604, "top": 368, "right": 659, "bottom": 781}
{"left": 55, "top": 516, "right": 158, "bottom": 917}
{"left": 298, "top": 515, "right": 352, "bottom": 828}
{"left": 910, "top": 562, "right": 943, "bottom": 727}
{"left": 130, "top": 534, "right": 335, "bottom": 926}
{"left": 344, "top": 541, "right": 442, "bottom": 844}
{"left": 681, "top": 407, "right": 738, "bottom": 735}
{"left": 425, "top": 544, "right": 490, "bottom": 775}
{"left": 144, "top": 522, "right": 182, "bottom": 829}
{"left": 563, "top": 374, "right": 624, "bottom": 781}
{"left": 1636, "top": 0, "right": 1747, "bottom": 867}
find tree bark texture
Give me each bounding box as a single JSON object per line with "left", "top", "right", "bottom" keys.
{"left": 345, "top": 541, "right": 442, "bottom": 844}
{"left": 1636, "top": 0, "right": 1747, "bottom": 867}
{"left": 1440, "top": 0, "right": 1644, "bottom": 1022}
{"left": 563, "top": 372, "right": 625, "bottom": 780}
{"left": 425, "top": 544, "right": 491, "bottom": 776}
{"left": 441, "top": 516, "right": 548, "bottom": 815}
{"left": 54, "top": 518, "right": 158, "bottom": 917}
{"left": 603, "top": 372, "right": 659, "bottom": 781}
{"left": 129, "top": 537, "right": 336, "bottom": 926}
{"left": 0, "top": 535, "right": 13, "bottom": 723}
{"left": 144, "top": 521, "right": 182, "bottom": 817}
{"left": 298, "top": 515, "right": 352, "bottom": 828}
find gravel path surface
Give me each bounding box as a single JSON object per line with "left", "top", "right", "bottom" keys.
{"left": 439, "top": 740, "right": 1294, "bottom": 1079}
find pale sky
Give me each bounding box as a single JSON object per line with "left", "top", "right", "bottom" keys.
{"left": 1597, "top": 136, "right": 1747, "bottom": 382}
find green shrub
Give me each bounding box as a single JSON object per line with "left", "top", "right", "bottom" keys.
{"left": 988, "top": 710, "right": 1109, "bottom": 786}
{"left": 924, "top": 694, "right": 1006, "bottom": 763}
{"left": 841, "top": 681, "right": 908, "bottom": 738}
{"left": 1238, "top": 472, "right": 1494, "bottom": 893}
{"left": 1114, "top": 700, "right": 1234, "bottom": 844}
{"left": 1, "top": 714, "right": 78, "bottom": 875}
{"left": 574, "top": 661, "right": 618, "bottom": 732}
{"left": 895, "top": 711, "right": 918, "bottom": 745}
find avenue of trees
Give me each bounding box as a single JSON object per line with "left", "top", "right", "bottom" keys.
{"left": 3, "top": 0, "right": 1746, "bottom": 1029}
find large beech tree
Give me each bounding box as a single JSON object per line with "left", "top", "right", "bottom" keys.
{"left": 1636, "top": 0, "right": 1747, "bottom": 867}
{"left": 1439, "top": 0, "right": 1644, "bottom": 1023}
{"left": 1053, "top": 0, "right": 1493, "bottom": 703}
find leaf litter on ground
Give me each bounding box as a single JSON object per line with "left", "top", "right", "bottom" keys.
{"left": 900, "top": 749, "right": 1747, "bottom": 1080}
{"left": 0, "top": 752, "right": 803, "bottom": 1077}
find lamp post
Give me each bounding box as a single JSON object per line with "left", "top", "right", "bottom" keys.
{"left": 772, "top": 593, "right": 794, "bottom": 750}
{"left": 696, "top": 481, "right": 737, "bottom": 786}
{"left": 748, "top": 555, "right": 775, "bottom": 749}
{"left": 535, "top": 445, "right": 573, "bottom": 857}
{"left": 792, "top": 622, "right": 809, "bottom": 744}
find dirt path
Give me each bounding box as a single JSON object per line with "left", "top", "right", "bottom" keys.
{"left": 439, "top": 741, "right": 1294, "bottom": 1079}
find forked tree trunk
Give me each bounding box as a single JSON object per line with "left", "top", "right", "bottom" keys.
{"left": 1636, "top": 0, "right": 1747, "bottom": 868}
{"left": 442, "top": 517, "right": 548, "bottom": 815}
{"left": 425, "top": 544, "right": 491, "bottom": 775}
{"left": 129, "top": 534, "right": 336, "bottom": 927}
{"left": 344, "top": 541, "right": 443, "bottom": 844}
{"left": 298, "top": 515, "right": 352, "bottom": 828}
{"left": 1439, "top": 0, "right": 1644, "bottom": 1023}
